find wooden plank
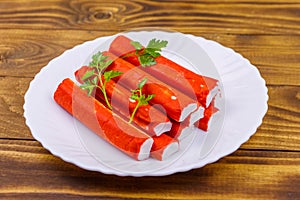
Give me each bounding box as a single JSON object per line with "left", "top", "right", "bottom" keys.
{"left": 0, "top": 0, "right": 299, "bottom": 35}
{"left": 0, "top": 29, "right": 299, "bottom": 85}
{"left": 0, "top": 30, "right": 116, "bottom": 78}
{"left": 207, "top": 34, "right": 300, "bottom": 86}
{"left": 0, "top": 76, "right": 299, "bottom": 151}
{"left": 0, "top": 139, "right": 299, "bottom": 199}
{"left": 0, "top": 77, "right": 32, "bottom": 139}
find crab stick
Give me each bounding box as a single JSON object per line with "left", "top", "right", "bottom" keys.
{"left": 109, "top": 35, "right": 219, "bottom": 107}
{"left": 151, "top": 134, "right": 179, "bottom": 161}
{"left": 54, "top": 78, "right": 154, "bottom": 161}
{"left": 75, "top": 66, "right": 172, "bottom": 136}
{"left": 196, "top": 100, "right": 219, "bottom": 131}
{"left": 166, "top": 120, "right": 194, "bottom": 141}
{"left": 102, "top": 51, "right": 202, "bottom": 123}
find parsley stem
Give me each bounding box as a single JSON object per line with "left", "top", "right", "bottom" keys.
{"left": 129, "top": 101, "right": 141, "bottom": 123}
{"left": 122, "top": 50, "right": 145, "bottom": 59}
{"left": 129, "top": 83, "right": 142, "bottom": 123}
{"left": 98, "top": 78, "right": 112, "bottom": 110}
{"left": 121, "top": 52, "right": 136, "bottom": 59}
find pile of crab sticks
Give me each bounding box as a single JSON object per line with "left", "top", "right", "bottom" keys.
{"left": 54, "top": 35, "right": 220, "bottom": 161}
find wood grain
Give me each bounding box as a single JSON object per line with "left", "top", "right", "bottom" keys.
{"left": 0, "top": 139, "right": 299, "bottom": 200}
{"left": 0, "top": 0, "right": 300, "bottom": 35}
{"left": 0, "top": 29, "right": 112, "bottom": 78}
{"left": 0, "top": 77, "right": 31, "bottom": 139}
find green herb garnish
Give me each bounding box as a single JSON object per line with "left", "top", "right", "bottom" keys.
{"left": 130, "top": 39, "right": 168, "bottom": 67}
{"left": 80, "top": 51, "right": 122, "bottom": 109}
{"left": 129, "top": 78, "right": 155, "bottom": 123}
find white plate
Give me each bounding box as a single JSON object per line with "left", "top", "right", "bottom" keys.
{"left": 23, "top": 31, "right": 268, "bottom": 176}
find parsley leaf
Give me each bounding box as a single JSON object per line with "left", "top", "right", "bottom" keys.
{"left": 81, "top": 69, "right": 95, "bottom": 81}
{"left": 80, "top": 78, "right": 97, "bottom": 96}
{"left": 129, "top": 78, "right": 155, "bottom": 123}
{"left": 130, "top": 41, "right": 143, "bottom": 51}
{"left": 129, "top": 38, "right": 168, "bottom": 67}
{"left": 146, "top": 39, "right": 168, "bottom": 53}
{"left": 137, "top": 77, "right": 148, "bottom": 89}
{"left": 80, "top": 51, "right": 122, "bottom": 109}
{"left": 138, "top": 54, "right": 156, "bottom": 67}
{"left": 103, "top": 70, "right": 123, "bottom": 82}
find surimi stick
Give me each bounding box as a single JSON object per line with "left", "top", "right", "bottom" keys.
{"left": 75, "top": 66, "right": 172, "bottom": 136}
{"left": 54, "top": 78, "right": 153, "bottom": 161}
{"left": 196, "top": 100, "right": 219, "bottom": 131}
{"left": 108, "top": 35, "right": 219, "bottom": 107}
{"left": 102, "top": 51, "right": 202, "bottom": 123}
{"left": 151, "top": 134, "right": 179, "bottom": 161}
{"left": 166, "top": 120, "right": 194, "bottom": 141}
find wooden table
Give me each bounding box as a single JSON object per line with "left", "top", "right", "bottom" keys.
{"left": 1, "top": 0, "right": 299, "bottom": 199}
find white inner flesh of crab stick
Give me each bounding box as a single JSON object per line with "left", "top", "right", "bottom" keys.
{"left": 206, "top": 84, "right": 219, "bottom": 107}
{"left": 138, "top": 138, "right": 154, "bottom": 161}
{"left": 179, "top": 103, "right": 197, "bottom": 122}
{"left": 189, "top": 106, "right": 205, "bottom": 126}
{"left": 154, "top": 121, "right": 173, "bottom": 136}
{"left": 177, "top": 126, "right": 196, "bottom": 141}
{"left": 161, "top": 142, "right": 179, "bottom": 161}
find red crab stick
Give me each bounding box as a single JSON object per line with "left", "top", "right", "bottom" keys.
{"left": 109, "top": 35, "right": 219, "bottom": 107}
{"left": 54, "top": 78, "right": 154, "bottom": 161}
{"left": 167, "top": 120, "right": 194, "bottom": 141}
{"left": 151, "top": 134, "right": 179, "bottom": 161}
{"left": 75, "top": 66, "right": 172, "bottom": 136}
{"left": 197, "top": 100, "right": 219, "bottom": 131}
{"left": 102, "top": 51, "right": 201, "bottom": 123}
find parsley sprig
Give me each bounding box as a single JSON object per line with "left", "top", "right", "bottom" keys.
{"left": 129, "top": 39, "right": 168, "bottom": 67}
{"left": 129, "top": 78, "right": 155, "bottom": 123}
{"left": 80, "top": 51, "right": 122, "bottom": 109}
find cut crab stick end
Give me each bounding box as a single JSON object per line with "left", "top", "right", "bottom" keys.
{"left": 54, "top": 78, "right": 153, "bottom": 161}
{"left": 188, "top": 105, "right": 205, "bottom": 126}
{"left": 206, "top": 112, "right": 218, "bottom": 132}
{"left": 160, "top": 142, "right": 179, "bottom": 161}
{"left": 179, "top": 103, "right": 198, "bottom": 122}
{"left": 151, "top": 134, "right": 179, "bottom": 161}
{"left": 177, "top": 126, "right": 195, "bottom": 141}
{"left": 139, "top": 138, "right": 155, "bottom": 160}
{"left": 205, "top": 83, "right": 219, "bottom": 107}
{"left": 197, "top": 101, "right": 219, "bottom": 132}
{"left": 153, "top": 121, "right": 172, "bottom": 136}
